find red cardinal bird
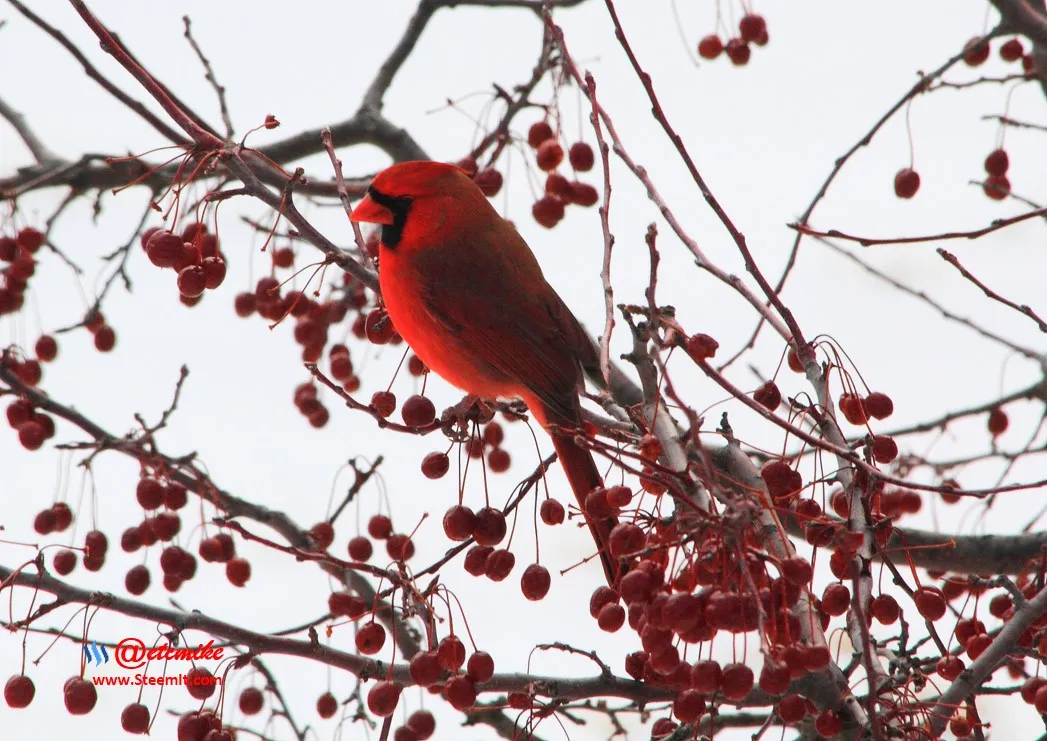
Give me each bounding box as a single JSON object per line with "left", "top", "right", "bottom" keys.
{"left": 350, "top": 160, "right": 622, "bottom": 586}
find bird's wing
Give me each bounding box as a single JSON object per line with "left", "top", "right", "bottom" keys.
{"left": 412, "top": 232, "right": 590, "bottom": 425}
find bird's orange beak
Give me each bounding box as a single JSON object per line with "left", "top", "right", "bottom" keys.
{"left": 350, "top": 194, "right": 394, "bottom": 225}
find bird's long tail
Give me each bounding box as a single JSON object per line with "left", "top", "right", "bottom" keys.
{"left": 549, "top": 430, "right": 623, "bottom": 587}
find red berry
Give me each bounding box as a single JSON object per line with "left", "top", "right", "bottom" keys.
{"left": 316, "top": 691, "right": 337, "bottom": 719}
{"left": 409, "top": 651, "right": 442, "bottom": 687}
{"left": 0, "top": 236, "right": 16, "bottom": 262}
{"left": 239, "top": 687, "right": 264, "bottom": 715}
{"left": 778, "top": 694, "right": 807, "bottom": 724}
{"left": 4, "top": 675, "right": 35, "bottom": 708}
{"left": 309, "top": 521, "right": 335, "bottom": 550}
{"left": 371, "top": 391, "right": 396, "bottom": 418}
{"left": 914, "top": 586, "right": 947, "bottom": 621}
{"left": 16, "top": 227, "right": 43, "bottom": 253}
{"left": 272, "top": 247, "right": 295, "bottom": 268}
{"left": 820, "top": 583, "right": 850, "bottom": 616}
{"left": 532, "top": 196, "right": 565, "bottom": 228}
{"left": 53, "top": 549, "right": 77, "bottom": 575}
{"left": 368, "top": 515, "right": 393, "bottom": 540}
{"left": 407, "top": 710, "right": 436, "bottom": 739}
{"left": 421, "top": 452, "right": 450, "bottom": 479}
{"left": 527, "top": 121, "right": 554, "bottom": 148}
{"left": 838, "top": 393, "right": 868, "bottom": 425}
{"left": 34, "top": 335, "right": 58, "bottom": 362}
{"left": 685, "top": 333, "right": 719, "bottom": 361}
{"left": 94, "top": 325, "right": 116, "bottom": 352}
{"left": 984, "top": 148, "right": 1010, "bottom": 176}
{"left": 815, "top": 709, "right": 841, "bottom": 737}
{"left": 758, "top": 659, "right": 791, "bottom": 695}
{"left": 484, "top": 548, "right": 515, "bottom": 581}
{"left": 347, "top": 536, "right": 373, "bottom": 562}
{"left": 201, "top": 256, "right": 226, "bottom": 289}
{"left": 463, "top": 545, "right": 493, "bottom": 576}
{"left": 1000, "top": 39, "right": 1025, "bottom": 61}
{"left": 487, "top": 447, "right": 510, "bottom": 473}
{"left": 455, "top": 156, "right": 478, "bottom": 178}
{"left": 864, "top": 391, "right": 894, "bottom": 419}
{"left": 520, "top": 563, "right": 551, "bottom": 600}
{"left": 871, "top": 594, "right": 899, "bottom": 624}
{"left": 568, "top": 142, "right": 595, "bottom": 171}
{"left": 984, "top": 174, "right": 1011, "bottom": 200}
{"left": 871, "top": 435, "right": 898, "bottom": 464}
{"left": 136, "top": 478, "right": 164, "bottom": 510}
{"left": 467, "top": 650, "right": 495, "bottom": 682}
{"left": 753, "top": 381, "right": 782, "bottom": 411}
{"left": 597, "top": 603, "right": 626, "bottom": 632}
{"left": 725, "top": 38, "right": 750, "bottom": 66}
{"left": 226, "top": 557, "right": 251, "bottom": 586}
{"left": 672, "top": 688, "right": 706, "bottom": 723}
{"left": 988, "top": 407, "right": 1008, "bottom": 436}
{"left": 936, "top": 656, "right": 965, "bottom": 681}
{"left": 443, "top": 505, "right": 477, "bottom": 541}
{"left": 365, "top": 308, "right": 396, "bottom": 344}
{"left": 125, "top": 565, "right": 150, "bottom": 595}
{"left": 51, "top": 502, "right": 72, "bottom": 531}
{"left": 568, "top": 181, "right": 599, "bottom": 207}
{"left": 697, "top": 35, "right": 723, "bottom": 59}
{"left": 185, "top": 667, "right": 215, "bottom": 700}
{"left": 438, "top": 635, "right": 466, "bottom": 671}
{"left": 963, "top": 37, "right": 990, "bottom": 66}
{"left": 234, "top": 292, "right": 257, "bottom": 317}
{"left": 386, "top": 533, "right": 414, "bottom": 561}
{"left": 894, "top": 168, "right": 920, "bottom": 199}
{"left": 540, "top": 498, "right": 565, "bottom": 525}
{"left": 356, "top": 622, "right": 386, "bottom": 655}
{"left": 474, "top": 168, "right": 503, "bottom": 197}
{"left": 19, "top": 422, "right": 46, "bottom": 451}
{"left": 401, "top": 395, "right": 436, "bottom": 427}
{"left": 738, "top": 14, "right": 766, "bottom": 43}
{"left": 118, "top": 702, "right": 149, "bottom": 734}
{"left": 444, "top": 675, "right": 476, "bottom": 711}
{"left": 608, "top": 523, "right": 645, "bottom": 559}
{"left": 367, "top": 680, "right": 402, "bottom": 717}
{"left": 472, "top": 506, "right": 507, "bottom": 546}
{"left": 145, "top": 231, "right": 183, "bottom": 268}
{"left": 720, "top": 663, "right": 754, "bottom": 700}
{"left": 63, "top": 676, "right": 97, "bottom": 715}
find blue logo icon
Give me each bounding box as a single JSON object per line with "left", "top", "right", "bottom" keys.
{"left": 84, "top": 643, "right": 109, "bottom": 664}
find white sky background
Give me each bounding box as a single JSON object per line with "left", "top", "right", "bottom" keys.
{"left": 2, "top": 1, "right": 1047, "bottom": 739}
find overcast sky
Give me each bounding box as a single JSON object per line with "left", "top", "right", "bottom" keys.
{"left": 3, "top": 1, "right": 1047, "bottom": 739}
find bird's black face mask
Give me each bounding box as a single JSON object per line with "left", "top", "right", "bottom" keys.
{"left": 366, "top": 186, "right": 412, "bottom": 249}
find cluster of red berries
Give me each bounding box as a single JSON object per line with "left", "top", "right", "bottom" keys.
{"left": 0, "top": 227, "right": 41, "bottom": 316}
{"left": 175, "top": 709, "right": 238, "bottom": 741}
{"left": 233, "top": 266, "right": 374, "bottom": 425}
{"left": 4, "top": 673, "right": 105, "bottom": 717}
{"left": 142, "top": 221, "right": 227, "bottom": 305}
{"left": 5, "top": 397, "right": 57, "bottom": 451}
{"left": 2, "top": 332, "right": 57, "bottom": 391}
{"left": 981, "top": 147, "right": 1011, "bottom": 201}
{"left": 362, "top": 514, "right": 416, "bottom": 562}
{"left": 421, "top": 419, "right": 514, "bottom": 481}
{"left": 893, "top": 147, "right": 1014, "bottom": 204}
{"left": 455, "top": 155, "right": 504, "bottom": 198}
{"left": 400, "top": 633, "right": 497, "bottom": 714}
{"left": 697, "top": 13, "right": 768, "bottom": 67}
{"left": 963, "top": 35, "right": 1036, "bottom": 74}
{"left": 524, "top": 121, "right": 600, "bottom": 228}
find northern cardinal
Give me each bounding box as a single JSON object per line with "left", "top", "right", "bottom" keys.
{"left": 350, "top": 161, "right": 622, "bottom": 586}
